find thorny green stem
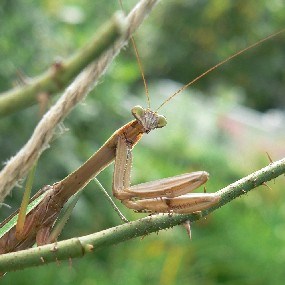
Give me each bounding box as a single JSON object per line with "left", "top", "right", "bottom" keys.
{"left": 0, "top": 157, "right": 284, "bottom": 274}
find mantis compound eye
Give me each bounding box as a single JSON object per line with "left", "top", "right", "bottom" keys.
{"left": 131, "top": 105, "right": 145, "bottom": 119}
{"left": 131, "top": 105, "right": 167, "bottom": 131}
{"left": 157, "top": 115, "right": 167, "bottom": 128}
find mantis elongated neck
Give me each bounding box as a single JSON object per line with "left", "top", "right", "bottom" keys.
{"left": 53, "top": 120, "right": 145, "bottom": 205}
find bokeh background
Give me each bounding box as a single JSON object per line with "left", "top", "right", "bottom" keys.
{"left": 0, "top": 0, "right": 284, "bottom": 284}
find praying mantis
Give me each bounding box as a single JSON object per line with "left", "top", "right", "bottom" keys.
{"left": 0, "top": 0, "right": 283, "bottom": 258}
{"left": 0, "top": 104, "right": 220, "bottom": 254}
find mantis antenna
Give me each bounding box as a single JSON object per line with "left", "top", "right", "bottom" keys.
{"left": 156, "top": 29, "right": 285, "bottom": 111}
{"left": 118, "top": 0, "right": 151, "bottom": 109}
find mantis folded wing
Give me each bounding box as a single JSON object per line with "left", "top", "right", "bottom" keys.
{"left": 0, "top": 105, "right": 219, "bottom": 254}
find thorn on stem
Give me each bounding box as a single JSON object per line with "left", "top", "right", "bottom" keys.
{"left": 52, "top": 57, "right": 64, "bottom": 72}
{"left": 50, "top": 242, "right": 58, "bottom": 252}
{"left": 262, "top": 182, "right": 272, "bottom": 191}
{"left": 266, "top": 152, "right": 274, "bottom": 164}
{"left": 84, "top": 244, "right": 94, "bottom": 252}
{"left": 141, "top": 234, "right": 147, "bottom": 240}
{"left": 183, "top": 220, "right": 192, "bottom": 239}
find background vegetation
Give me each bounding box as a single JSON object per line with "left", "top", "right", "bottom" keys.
{"left": 0, "top": 0, "right": 284, "bottom": 284}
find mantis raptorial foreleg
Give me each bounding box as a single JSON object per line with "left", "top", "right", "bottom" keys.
{"left": 113, "top": 134, "right": 219, "bottom": 213}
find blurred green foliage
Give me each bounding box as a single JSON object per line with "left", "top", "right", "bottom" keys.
{"left": 0, "top": 0, "right": 284, "bottom": 284}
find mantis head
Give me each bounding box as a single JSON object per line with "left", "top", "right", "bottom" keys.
{"left": 131, "top": 105, "right": 167, "bottom": 133}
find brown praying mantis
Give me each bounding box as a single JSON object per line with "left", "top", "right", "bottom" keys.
{"left": 0, "top": 1, "right": 283, "bottom": 256}
{"left": 0, "top": 106, "right": 219, "bottom": 254}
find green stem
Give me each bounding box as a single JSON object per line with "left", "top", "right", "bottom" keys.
{"left": 0, "top": 157, "right": 284, "bottom": 273}
{"left": 0, "top": 12, "right": 125, "bottom": 118}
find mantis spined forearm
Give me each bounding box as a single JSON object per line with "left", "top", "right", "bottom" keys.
{"left": 0, "top": 106, "right": 219, "bottom": 254}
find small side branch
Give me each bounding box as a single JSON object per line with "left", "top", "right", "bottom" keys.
{"left": 0, "top": 13, "right": 124, "bottom": 118}
{"left": 0, "top": 157, "right": 284, "bottom": 273}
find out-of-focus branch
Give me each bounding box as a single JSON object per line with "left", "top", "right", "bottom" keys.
{"left": 0, "top": 13, "right": 123, "bottom": 118}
